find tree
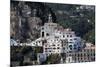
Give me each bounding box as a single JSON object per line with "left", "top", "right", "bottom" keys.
{"left": 83, "top": 29, "right": 95, "bottom": 44}
{"left": 46, "top": 54, "right": 61, "bottom": 64}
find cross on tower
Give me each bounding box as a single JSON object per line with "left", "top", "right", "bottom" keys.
{"left": 48, "top": 14, "right": 53, "bottom": 23}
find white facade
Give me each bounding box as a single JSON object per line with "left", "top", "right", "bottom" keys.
{"left": 40, "top": 23, "right": 58, "bottom": 38}
{"left": 43, "top": 36, "right": 63, "bottom": 56}
{"left": 40, "top": 21, "right": 82, "bottom": 55}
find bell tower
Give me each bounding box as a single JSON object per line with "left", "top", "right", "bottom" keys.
{"left": 33, "top": 9, "right": 37, "bottom": 17}
{"left": 48, "top": 13, "right": 53, "bottom": 23}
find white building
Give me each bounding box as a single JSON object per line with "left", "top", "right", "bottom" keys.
{"left": 39, "top": 14, "right": 83, "bottom": 56}
{"left": 11, "top": 14, "right": 83, "bottom": 54}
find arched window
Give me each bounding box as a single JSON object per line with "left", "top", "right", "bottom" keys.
{"left": 42, "top": 32, "right": 44, "bottom": 37}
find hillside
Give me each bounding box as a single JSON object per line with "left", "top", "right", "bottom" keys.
{"left": 10, "top": 1, "right": 95, "bottom": 44}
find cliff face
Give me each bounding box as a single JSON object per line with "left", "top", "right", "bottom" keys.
{"left": 10, "top": 10, "right": 20, "bottom": 40}
{"left": 10, "top": 1, "right": 56, "bottom": 43}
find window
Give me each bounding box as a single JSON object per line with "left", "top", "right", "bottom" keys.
{"left": 69, "top": 42, "right": 73, "bottom": 43}
{"left": 45, "top": 48, "right": 47, "bottom": 52}
{"left": 38, "top": 41, "right": 40, "bottom": 43}
{"left": 57, "top": 47, "right": 60, "bottom": 49}
{"left": 69, "top": 45, "right": 72, "bottom": 50}
{"left": 53, "top": 48, "right": 56, "bottom": 49}
{"left": 91, "top": 49, "right": 93, "bottom": 52}
{"left": 49, "top": 51, "right": 51, "bottom": 52}
{"left": 88, "top": 54, "right": 89, "bottom": 57}
{"left": 74, "top": 38, "right": 77, "bottom": 40}
{"left": 67, "top": 35, "right": 69, "bottom": 37}
{"left": 42, "top": 27, "right": 44, "bottom": 30}
{"left": 74, "top": 44, "right": 77, "bottom": 50}
{"left": 91, "top": 53, "right": 93, "bottom": 56}
{"left": 45, "top": 48, "right": 47, "bottom": 50}
{"left": 63, "top": 47, "right": 65, "bottom": 50}
{"left": 70, "top": 35, "right": 72, "bottom": 37}
{"left": 74, "top": 54, "right": 76, "bottom": 57}
{"left": 46, "top": 33, "right": 49, "bottom": 36}
{"left": 55, "top": 36, "right": 59, "bottom": 38}
{"left": 44, "top": 40, "right": 47, "bottom": 43}
{"left": 42, "top": 32, "right": 44, "bottom": 37}
{"left": 93, "top": 53, "right": 95, "bottom": 56}
{"left": 84, "top": 49, "right": 86, "bottom": 52}
{"left": 63, "top": 35, "right": 65, "bottom": 38}
{"left": 42, "top": 40, "right": 47, "bottom": 44}
{"left": 58, "top": 44, "right": 60, "bottom": 46}
{"left": 52, "top": 44, "right": 55, "bottom": 46}
{"left": 70, "top": 39, "right": 72, "bottom": 41}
